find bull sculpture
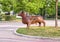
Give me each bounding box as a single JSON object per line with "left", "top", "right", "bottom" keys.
{"left": 18, "top": 11, "right": 45, "bottom": 29}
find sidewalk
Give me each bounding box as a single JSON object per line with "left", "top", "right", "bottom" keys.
{"left": 0, "top": 20, "right": 60, "bottom": 27}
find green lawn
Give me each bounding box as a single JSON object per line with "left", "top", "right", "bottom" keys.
{"left": 16, "top": 27, "right": 60, "bottom": 37}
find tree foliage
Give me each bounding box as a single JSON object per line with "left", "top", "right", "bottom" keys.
{"left": 0, "top": 0, "right": 57, "bottom": 15}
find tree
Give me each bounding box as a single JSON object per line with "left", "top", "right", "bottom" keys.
{"left": 0, "top": 0, "right": 17, "bottom": 12}
{"left": 45, "top": 0, "right": 56, "bottom": 15}
{"left": 0, "top": 0, "right": 56, "bottom": 16}
{"left": 55, "top": 0, "right": 58, "bottom": 28}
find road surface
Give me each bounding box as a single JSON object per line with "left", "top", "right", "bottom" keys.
{"left": 0, "top": 20, "right": 60, "bottom": 42}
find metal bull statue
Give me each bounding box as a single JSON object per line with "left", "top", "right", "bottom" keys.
{"left": 18, "top": 11, "right": 45, "bottom": 29}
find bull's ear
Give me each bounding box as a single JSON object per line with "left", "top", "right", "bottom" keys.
{"left": 22, "top": 11, "right": 24, "bottom": 13}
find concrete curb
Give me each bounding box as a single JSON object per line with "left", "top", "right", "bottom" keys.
{"left": 14, "top": 28, "right": 60, "bottom": 40}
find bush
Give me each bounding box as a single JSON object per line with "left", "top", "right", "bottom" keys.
{"left": 10, "top": 15, "right": 16, "bottom": 20}
{"left": 0, "top": 14, "right": 5, "bottom": 21}
{"left": 5, "top": 15, "right": 16, "bottom": 21}
{"left": 5, "top": 15, "right": 11, "bottom": 21}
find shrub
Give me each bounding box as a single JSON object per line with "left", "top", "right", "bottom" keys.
{"left": 5, "top": 15, "right": 11, "bottom": 21}
{"left": 0, "top": 14, "right": 5, "bottom": 21}
{"left": 5, "top": 15, "right": 16, "bottom": 21}
{"left": 10, "top": 15, "right": 16, "bottom": 20}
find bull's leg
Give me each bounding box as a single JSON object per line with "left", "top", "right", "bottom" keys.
{"left": 27, "top": 23, "right": 30, "bottom": 29}
{"left": 39, "top": 22, "right": 41, "bottom": 27}
{"left": 27, "top": 24, "right": 29, "bottom": 29}
{"left": 42, "top": 21, "right": 45, "bottom": 27}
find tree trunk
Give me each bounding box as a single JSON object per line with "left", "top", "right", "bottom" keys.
{"left": 55, "top": 0, "right": 58, "bottom": 28}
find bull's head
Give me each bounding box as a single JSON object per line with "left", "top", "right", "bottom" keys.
{"left": 18, "top": 11, "right": 26, "bottom": 17}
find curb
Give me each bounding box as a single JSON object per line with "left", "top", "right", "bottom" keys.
{"left": 14, "top": 28, "right": 60, "bottom": 40}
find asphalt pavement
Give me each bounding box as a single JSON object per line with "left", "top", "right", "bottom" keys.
{"left": 0, "top": 20, "right": 60, "bottom": 42}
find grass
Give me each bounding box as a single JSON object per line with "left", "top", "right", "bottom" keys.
{"left": 16, "top": 26, "right": 60, "bottom": 37}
